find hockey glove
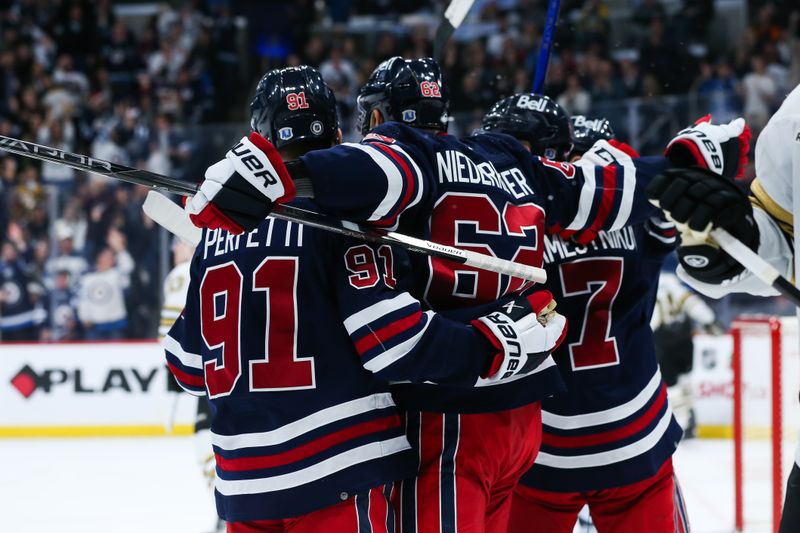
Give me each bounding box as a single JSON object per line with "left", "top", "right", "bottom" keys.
{"left": 185, "top": 133, "right": 296, "bottom": 234}
{"left": 472, "top": 291, "right": 567, "bottom": 384}
{"left": 664, "top": 115, "right": 751, "bottom": 179}
{"left": 647, "top": 167, "right": 759, "bottom": 284}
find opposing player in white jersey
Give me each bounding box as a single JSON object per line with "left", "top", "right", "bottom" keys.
{"left": 159, "top": 237, "right": 220, "bottom": 529}
{"left": 647, "top": 84, "right": 800, "bottom": 533}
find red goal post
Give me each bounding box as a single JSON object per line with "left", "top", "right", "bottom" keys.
{"left": 731, "top": 316, "right": 798, "bottom": 533}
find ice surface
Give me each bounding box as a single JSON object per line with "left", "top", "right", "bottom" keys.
{"left": 1, "top": 435, "right": 795, "bottom": 533}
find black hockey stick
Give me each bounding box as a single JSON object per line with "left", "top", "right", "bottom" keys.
{"left": 0, "top": 135, "right": 546, "bottom": 283}
{"left": 432, "top": 0, "right": 476, "bottom": 60}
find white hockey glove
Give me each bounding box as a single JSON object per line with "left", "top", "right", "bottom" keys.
{"left": 472, "top": 291, "right": 567, "bottom": 384}
{"left": 664, "top": 115, "right": 751, "bottom": 179}
{"left": 185, "top": 133, "right": 295, "bottom": 234}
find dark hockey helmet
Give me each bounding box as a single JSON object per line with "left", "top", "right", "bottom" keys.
{"left": 482, "top": 93, "right": 573, "bottom": 161}
{"left": 250, "top": 65, "right": 339, "bottom": 151}
{"left": 570, "top": 115, "right": 615, "bottom": 157}
{"left": 356, "top": 56, "right": 450, "bottom": 135}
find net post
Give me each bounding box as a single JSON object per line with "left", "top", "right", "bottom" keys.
{"left": 732, "top": 324, "right": 744, "bottom": 533}
{"left": 770, "top": 317, "right": 783, "bottom": 533}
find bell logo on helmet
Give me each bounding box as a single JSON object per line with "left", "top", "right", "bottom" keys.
{"left": 684, "top": 255, "right": 710, "bottom": 268}
{"left": 402, "top": 109, "right": 417, "bottom": 122}
{"left": 310, "top": 120, "right": 324, "bottom": 135}
{"left": 278, "top": 127, "right": 293, "bottom": 141}
{"left": 516, "top": 94, "right": 547, "bottom": 112}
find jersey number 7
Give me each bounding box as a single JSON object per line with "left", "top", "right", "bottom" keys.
{"left": 200, "top": 257, "right": 315, "bottom": 398}
{"left": 559, "top": 257, "right": 623, "bottom": 371}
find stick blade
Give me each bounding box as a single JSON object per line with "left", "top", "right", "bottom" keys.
{"left": 143, "top": 191, "right": 202, "bottom": 246}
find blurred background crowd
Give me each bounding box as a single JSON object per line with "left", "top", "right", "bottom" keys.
{"left": 1, "top": 0, "right": 797, "bottom": 342}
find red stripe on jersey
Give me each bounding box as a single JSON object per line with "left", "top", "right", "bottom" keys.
{"left": 369, "top": 143, "right": 416, "bottom": 227}
{"left": 368, "top": 481, "right": 389, "bottom": 529}
{"left": 217, "top": 415, "right": 402, "bottom": 472}
{"left": 354, "top": 310, "right": 422, "bottom": 355}
{"left": 167, "top": 361, "right": 204, "bottom": 388}
{"left": 541, "top": 385, "right": 667, "bottom": 449}
{"left": 588, "top": 164, "right": 617, "bottom": 233}
{"left": 417, "top": 413, "right": 444, "bottom": 530}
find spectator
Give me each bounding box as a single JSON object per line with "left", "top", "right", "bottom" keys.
{"left": 36, "top": 116, "right": 76, "bottom": 191}
{"left": 742, "top": 54, "right": 778, "bottom": 132}
{"left": 42, "top": 269, "right": 82, "bottom": 341}
{"left": 45, "top": 224, "right": 88, "bottom": 287}
{"left": 695, "top": 59, "right": 741, "bottom": 123}
{"left": 0, "top": 239, "right": 46, "bottom": 341}
{"left": 77, "top": 229, "right": 133, "bottom": 340}
{"left": 558, "top": 74, "right": 591, "bottom": 115}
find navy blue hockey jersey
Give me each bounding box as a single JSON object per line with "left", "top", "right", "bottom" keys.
{"left": 299, "top": 123, "right": 673, "bottom": 412}
{"left": 164, "top": 201, "right": 501, "bottom": 521}
{"left": 519, "top": 214, "right": 684, "bottom": 493}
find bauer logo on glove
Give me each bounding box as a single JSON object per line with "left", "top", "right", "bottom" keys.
{"left": 664, "top": 115, "right": 751, "bottom": 179}
{"left": 186, "top": 132, "right": 296, "bottom": 234}
{"left": 472, "top": 290, "right": 567, "bottom": 385}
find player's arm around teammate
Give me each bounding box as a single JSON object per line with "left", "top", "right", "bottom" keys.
{"left": 164, "top": 65, "right": 567, "bottom": 533}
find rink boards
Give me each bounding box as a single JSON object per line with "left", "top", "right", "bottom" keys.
{"left": 0, "top": 341, "right": 197, "bottom": 437}
{"left": 693, "top": 326, "right": 800, "bottom": 439}
{"left": 0, "top": 334, "right": 797, "bottom": 438}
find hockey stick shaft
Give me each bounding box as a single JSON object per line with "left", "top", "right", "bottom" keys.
{"left": 532, "top": 0, "right": 561, "bottom": 93}
{"left": 433, "top": 0, "right": 476, "bottom": 60}
{"left": 0, "top": 135, "right": 547, "bottom": 283}
{"left": 712, "top": 228, "right": 800, "bottom": 307}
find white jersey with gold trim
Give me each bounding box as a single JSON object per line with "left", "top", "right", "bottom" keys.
{"left": 159, "top": 260, "right": 190, "bottom": 340}
{"left": 678, "top": 84, "right": 799, "bottom": 298}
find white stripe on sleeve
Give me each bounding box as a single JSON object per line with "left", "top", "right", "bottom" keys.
{"left": 162, "top": 334, "right": 203, "bottom": 370}
{"left": 343, "top": 292, "right": 418, "bottom": 334}
{"left": 343, "top": 143, "right": 404, "bottom": 221}
{"left": 362, "top": 311, "right": 434, "bottom": 373}
{"left": 388, "top": 144, "right": 424, "bottom": 211}
{"left": 608, "top": 158, "right": 636, "bottom": 231}
{"left": 564, "top": 161, "right": 598, "bottom": 231}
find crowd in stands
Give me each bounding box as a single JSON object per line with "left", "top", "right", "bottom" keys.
{"left": 0, "top": 0, "right": 242, "bottom": 341}
{"left": 1, "top": 0, "right": 797, "bottom": 341}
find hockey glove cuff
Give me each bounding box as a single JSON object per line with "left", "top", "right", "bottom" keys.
{"left": 647, "top": 167, "right": 759, "bottom": 284}
{"left": 472, "top": 290, "right": 567, "bottom": 384}
{"left": 186, "top": 133, "right": 296, "bottom": 234}
{"left": 664, "top": 115, "right": 751, "bottom": 179}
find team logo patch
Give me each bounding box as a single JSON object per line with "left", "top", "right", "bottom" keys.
{"left": 278, "top": 127, "right": 293, "bottom": 140}
{"left": 310, "top": 120, "right": 324, "bottom": 135}
{"left": 402, "top": 109, "right": 417, "bottom": 122}
{"left": 684, "top": 255, "right": 710, "bottom": 268}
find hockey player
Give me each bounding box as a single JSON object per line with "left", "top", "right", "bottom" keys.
{"left": 568, "top": 115, "right": 615, "bottom": 160}
{"left": 159, "top": 238, "right": 194, "bottom": 339}
{"left": 646, "top": 85, "right": 800, "bottom": 533}
{"left": 166, "top": 65, "right": 566, "bottom": 533}
{"left": 183, "top": 57, "right": 748, "bottom": 533}
{"left": 480, "top": 97, "right": 689, "bottom": 532}
{"left": 159, "top": 236, "right": 219, "bottom": 529}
